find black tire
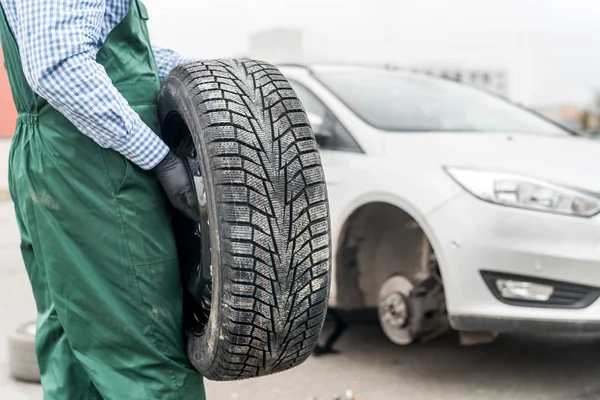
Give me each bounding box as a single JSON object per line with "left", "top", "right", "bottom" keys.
{"left": 157, "top": 59, "right": 332, "bottom": 381}
{"left": 8, "top": 322, "right": 40, "bottom": 383}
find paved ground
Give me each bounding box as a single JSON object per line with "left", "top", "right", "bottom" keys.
{"left": 3, "top": 199, "right": 600, "bottom": 400}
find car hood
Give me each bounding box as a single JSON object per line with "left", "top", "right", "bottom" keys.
{"left": 383, "top": 132, "right": 600, "bottom": 193}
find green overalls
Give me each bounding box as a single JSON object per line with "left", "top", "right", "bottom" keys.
{"left": 0, "top": 1, "right": 206, "bottom": 399}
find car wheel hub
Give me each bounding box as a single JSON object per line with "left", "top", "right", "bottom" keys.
{"left": 378, "top": 275, "right": 415, "bottom": 345}
{"left": 381, "top": 292, "right": 409, "bottom": 328}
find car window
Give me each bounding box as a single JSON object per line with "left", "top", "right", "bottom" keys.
{"left": 289, "top": 80, "right": 327, "bottom": 122}
{"left": 288, "top": 79, "right": 363, "bottom": 153}
{"left": 316, "top": 70, "right": 569, "bottom": 136}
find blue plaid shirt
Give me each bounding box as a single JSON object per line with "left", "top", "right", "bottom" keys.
{"left": 0, "top": 0, "right": 194, "bottom": 169}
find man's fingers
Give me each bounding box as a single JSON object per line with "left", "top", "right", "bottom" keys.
{"left": 182, "top": 190, "right": 201, "bottom": 222}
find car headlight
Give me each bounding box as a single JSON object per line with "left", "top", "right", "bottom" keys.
{"left": 445, "top": 167, "right": 600, "bottom": 217}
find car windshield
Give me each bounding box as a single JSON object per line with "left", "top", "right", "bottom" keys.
{"left": 316, "top": 70, "right": 570, "bottom": 135}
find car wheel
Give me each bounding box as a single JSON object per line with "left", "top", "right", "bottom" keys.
{"left": 8, "top": 322, "right": 40, "bottom": 383}
{"left": 157, "top": 59, "right": 332, "bottom": 381}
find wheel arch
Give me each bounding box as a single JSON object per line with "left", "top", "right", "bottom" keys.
{"left": 329, "top": 193, "right": 447, "bottom": 310}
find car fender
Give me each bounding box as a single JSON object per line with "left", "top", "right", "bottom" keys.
{"left": 328, "top": 189, "right": 454, "bottom": 307}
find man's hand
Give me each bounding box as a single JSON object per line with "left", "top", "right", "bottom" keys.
{"left": 153, "top": 151, "right": 200, "bottom": 222}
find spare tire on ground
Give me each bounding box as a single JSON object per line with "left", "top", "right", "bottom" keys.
{"left": 157, "top": 59, "right": 332, "bottom": 381}
{"left": 8, "top": 321, "right": 40, "bottom": 383}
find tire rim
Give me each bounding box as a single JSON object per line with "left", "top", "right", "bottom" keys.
{"left": 188, "top": 153, "right": 213, "bottom": 328}
{"left": 162, "top": 112, "right": 213, "bottom": 336}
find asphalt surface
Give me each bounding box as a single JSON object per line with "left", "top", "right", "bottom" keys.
{"left": 2, "top": 200, "right": 600, "bottom": 400}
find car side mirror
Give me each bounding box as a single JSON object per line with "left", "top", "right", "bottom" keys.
{"left": 307, "top": 112, "right": 332, "bottom": 146}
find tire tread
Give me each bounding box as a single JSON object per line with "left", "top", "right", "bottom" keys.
{"left": 172, "top": 59, "right": 331, "bottom": 380}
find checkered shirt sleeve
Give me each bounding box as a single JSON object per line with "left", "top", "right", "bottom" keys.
{"left": 1, "top": 0, "right": 195, "bottom": 170}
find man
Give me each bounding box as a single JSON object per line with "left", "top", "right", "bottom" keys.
{"left": 0, "top": 0, "right": 205, "bottom": 398}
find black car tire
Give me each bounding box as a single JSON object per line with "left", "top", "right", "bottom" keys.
{"left": 8, "top": 322, "right": 40, "bottom": 383}
{"left": 157, "top": 59, "right": 332, "bottom": 381}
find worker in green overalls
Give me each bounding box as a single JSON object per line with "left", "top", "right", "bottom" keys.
{"left": 0, "top": 0, "right": 206, "bottom": 398}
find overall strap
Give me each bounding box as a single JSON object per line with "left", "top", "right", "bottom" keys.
{"left": 0, "top": 3, "right": 40, "bottom": 114}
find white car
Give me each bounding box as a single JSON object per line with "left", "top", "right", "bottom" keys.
{"left": 280, "top": 64, "right": 600, "bottom": 345}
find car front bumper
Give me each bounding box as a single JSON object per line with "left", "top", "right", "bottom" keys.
{"left": 450, "top": 315, "right": 600, "bottom": 334}
{"left": 426, "top": 192, "right": 600, "bottom": 330}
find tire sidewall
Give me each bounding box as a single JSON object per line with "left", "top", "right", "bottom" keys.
{"left": 157, "top": 76, "right": 225, "bottom": 374}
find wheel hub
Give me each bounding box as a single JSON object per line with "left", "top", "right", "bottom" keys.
{"left": 381, "top": 292, "right": 409, "bottom": 328}
{"left": 377, "top": 275, "right": 415, "bottom": 345}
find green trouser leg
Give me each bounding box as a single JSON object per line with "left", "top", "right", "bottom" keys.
{"left": 11, "top": 129, "right": 99, "bottom": 398}
{"left": 9, "top": 113, "right": 206, "bottom": 400}
{"left": 1, "top": 0, "right": 207, "bottom": 397}
{"left": 9, "top": 111, "right": 206, "bottom": 400}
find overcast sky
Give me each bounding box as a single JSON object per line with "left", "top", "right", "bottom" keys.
{"left": 144, "top": 0, "right": 600, "bottom": 107}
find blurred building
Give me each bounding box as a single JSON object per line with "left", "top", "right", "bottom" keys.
{"left": 0, "top": 44, "right": 17, "bottom": 138}
{"left": 535, "top": 104, "right": 600, "bottom": 133}
{"left": 248, "top": 28, "right": 304, "bottom": 64}
{"left": 248, "top": 29, "right": 512, "bottom": 100}
{"left": 388, "top": 65, "right": 509, "bottom": 98}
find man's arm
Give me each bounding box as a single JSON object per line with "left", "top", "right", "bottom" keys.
{"left": 13, "top": 0, "right": 168, "bottom": 170}
{"left": 153, "top": 46, "right": 198, "bottom": 84}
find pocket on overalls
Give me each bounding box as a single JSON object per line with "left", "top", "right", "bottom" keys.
{"left": 130, "top": 255, "right": 185, "bottom": 357}
{"left": 101, "top": 149, "right": 131, "bottom": 195}
{"left": 116, "top": 162, "right": 179, "bottom": 266}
